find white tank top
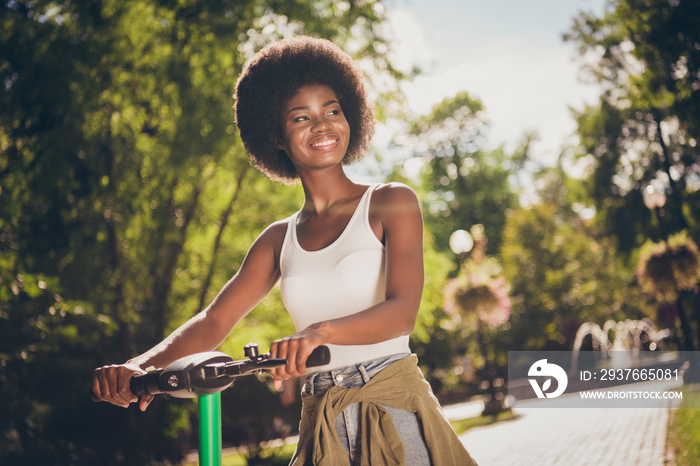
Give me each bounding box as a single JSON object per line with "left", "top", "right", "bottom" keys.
{"left": 279, "top": 183, "right": 411, "bottom": 372}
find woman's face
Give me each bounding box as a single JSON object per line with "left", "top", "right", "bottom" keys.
{"left": 277, "top": 84, "right": 350, "bottom": 174}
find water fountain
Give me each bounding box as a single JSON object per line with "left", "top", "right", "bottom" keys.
{"left": 570, "top": 318, "right": 672, "bottom": 373}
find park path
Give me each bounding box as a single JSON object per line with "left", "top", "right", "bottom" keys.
{"left": 451, "top": 381, "right": 681, "bottom": 465}
{"left": 185, "top": 380, "right": 681, "bottom": 464}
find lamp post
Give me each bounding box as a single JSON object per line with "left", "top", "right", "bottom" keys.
{"left": 449, "top": 229, "right": 474, "bottom": 258}
{"left": 449, "top": 226, "right": 507, "bottom": 416}
{"left": 640, "top": 180, "right": 700, "bottom": 376}
{"left": 642, "top": 182, "right": 667, "bottom": 240}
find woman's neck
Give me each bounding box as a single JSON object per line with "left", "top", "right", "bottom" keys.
{"left": 298, "top": 168, "right": 363, "bottom": 216}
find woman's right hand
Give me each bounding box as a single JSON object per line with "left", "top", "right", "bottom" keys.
{"left": 91, "top": 363, "right": 154, "bottom": 411}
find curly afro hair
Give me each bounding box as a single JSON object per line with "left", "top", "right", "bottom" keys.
{"left": 234, "top": 36, "right": 375, "bottom": 184}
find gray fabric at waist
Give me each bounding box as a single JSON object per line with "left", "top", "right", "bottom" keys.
{"left": 304, "top": 353, "right": 410, "bottom": 396}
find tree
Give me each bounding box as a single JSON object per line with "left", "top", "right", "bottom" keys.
{"left": 564, "top": 0, "right": 700, "bottom": 254}
{"left": 499, "top": 201, "right": 652, "bottom": 351}
{"left": 0, "top": 0, "right": 405, "bottom": 463}
{"left": 637, "top": 232, "right": 700, "bottom": 351}
{"left": 387, "top": 92, "right": 530, "bottom": 398}
{"left": 391, "top": 92, "right": 523, "bottom": 258}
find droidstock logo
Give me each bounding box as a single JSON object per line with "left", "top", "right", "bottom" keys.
{"left": 528, "top": 359, "right": 568, "bottom": 399}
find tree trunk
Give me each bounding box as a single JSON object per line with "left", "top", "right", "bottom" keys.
{"left": 99, "top": 103, "right": 130, "bottom": 359}
{"left": 197, "top": 165, "right": 250, "bottom": 312}
{"left": 653, "top": 112, "right": 688, "bottom": 233}
{"left": 152, "top": 177, "right": 207, "bottom": 340}
{"left": 676, "top": 290, "right": 696, "bottom": 352}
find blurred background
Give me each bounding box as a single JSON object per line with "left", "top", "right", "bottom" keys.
{"left": 1, "top": 0, "right": 699, "bottom": 464}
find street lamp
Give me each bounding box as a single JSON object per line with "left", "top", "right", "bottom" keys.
{"left": 642, "top": 182, "right": 667, "bottom": 240}
{"left": 449, "top": 229, "right": 474, "bottom": 257}
{"left": 642, "top": 183, "right": 667, "bottom": 210}
{"left": 449, "top": 226, "right": 508, "bottom": 416}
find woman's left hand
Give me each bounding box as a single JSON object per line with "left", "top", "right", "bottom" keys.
{"left": 269, "top": 323, "right": 328, "bottom": 379}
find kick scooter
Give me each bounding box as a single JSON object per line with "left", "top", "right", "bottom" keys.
{"left": 92, "top": 344, "right": 330, "bottom": 466}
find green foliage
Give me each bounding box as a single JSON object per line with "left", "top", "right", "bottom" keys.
{"left": 0, "top": 0, "right": 403, "bottom": 463}
{"left": 0, "top": 272, "right": 112, "bottom": 463}
{"left": 409, "top": 239, "right": 463, "bottom": 394}
{"left": 449, "top": 409, "right": 516, "bottom": 435}
{"left": 563, "top": 0, "right": 700, "bottom": 359}
{"left": 412, "top": 238, "right": 454, "bottom": 344}
{"left": 499, "top": 203, "right": 652, "bottom": 351}
{"left": 219, "top": 376, "right": 300, "bottom": 463}
{"left": 391, "top": 92, "right": 526, "bottom": 396}
{"left": 393, "top": 92, "right": 521, "bottom": 257}
{"left": 8, "top": 0, "right": 696, "bottom": 460}
{"left": 667, "top": 385, "right": 700, "bottom": 465}
{"left": 564, "top": 0, "right": 700, "bottom": 253}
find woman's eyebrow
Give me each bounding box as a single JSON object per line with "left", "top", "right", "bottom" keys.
{"left": 286, "top": 100, "right": 339, "bottom": 115}
{"left": 287, "top": 105, "right": 309, "bottom": 114}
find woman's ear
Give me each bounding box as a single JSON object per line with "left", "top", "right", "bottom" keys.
{"left": 274, "top": 135, "right": 286, "bottom": 152}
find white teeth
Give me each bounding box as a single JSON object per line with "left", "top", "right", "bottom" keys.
{"left": 312, "top": 138, "right": 336, "bottom": 148}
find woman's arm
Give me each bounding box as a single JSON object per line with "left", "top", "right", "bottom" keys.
{"left": 91, "top": 221, "right": 286, "bottom": 410}
{"left": 270, "top": 183, "right": 424, "bottom": 378}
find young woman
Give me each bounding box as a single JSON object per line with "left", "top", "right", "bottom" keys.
{"left": 92, "top": 36, "right": 476, "bottom": 465}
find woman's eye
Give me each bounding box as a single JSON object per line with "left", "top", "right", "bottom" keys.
{"left": 293, "top": 116, "right": 308, "bottom": 122}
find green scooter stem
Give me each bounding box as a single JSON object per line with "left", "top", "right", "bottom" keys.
{"left": 199, "top": 393, "right": 222, "bottom": 466}
{"left": 105, "top": 345, "right": 330, "bottom": 464}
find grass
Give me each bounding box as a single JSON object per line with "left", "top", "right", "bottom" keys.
{"left": 667, "top": 384, "right": 700, "bottom": 465}
{"left": 221, "top": 443, "right": 297, "bottom": 466}
{"left": 449, "top": 409, "right": 517, "bottom": 435}
{"left": 185, "top": 443, "right": 297, "bottom": 466}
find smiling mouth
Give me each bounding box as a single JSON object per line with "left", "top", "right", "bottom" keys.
{"left": 310, "top": 137, "right": 339, "bottom": 149}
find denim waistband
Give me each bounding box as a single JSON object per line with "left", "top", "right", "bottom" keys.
{"left": 303, "top": 353, "right": 410, "bottom": 396}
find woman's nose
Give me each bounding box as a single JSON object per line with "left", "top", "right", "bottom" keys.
{"left": 311, "top": 117, "right": 330, "bottom": 132}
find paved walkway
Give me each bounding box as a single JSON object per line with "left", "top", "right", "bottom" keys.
{"left": 452, "top": 381, "right": 681, "bottom": 465}
{"left": 186, "top": 380, "right": 681, "bottom": 464}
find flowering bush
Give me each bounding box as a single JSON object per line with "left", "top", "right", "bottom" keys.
{"left": 444, "top": 259, "right": 511, "bottom": 328}
{"left": 637, "top": 232, "right": 700, "bottom": 302}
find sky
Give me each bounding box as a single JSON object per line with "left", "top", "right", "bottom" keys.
{"left": 378, "top": 0, "right": 608, "bottom": 167}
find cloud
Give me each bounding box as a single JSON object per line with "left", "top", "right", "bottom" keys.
{"left": 387, "top": 9, "right": 602, "bottom": 164}
{"left": 384, "top": 8, "right": 434, "bottom": 73}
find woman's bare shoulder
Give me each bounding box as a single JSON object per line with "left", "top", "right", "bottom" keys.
{"left": 255, "top": 217, "right": 292, "bottom": 248}
{"left": 371, "top": 182, "right": 420, "bottom": 213}
{"left": 264, "top": 217, "right": 292, "bottom": 235}
{"left": 239, "top": 216, "right": 293, "bottom": 272}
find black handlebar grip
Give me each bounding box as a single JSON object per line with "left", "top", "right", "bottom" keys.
{"left": 130, "top": 371, "right": 162, "bottom": 396}
{"left": 90, "top": 371, "right": 161, "bottom": 402}
{"left": 306, "top": 345, "right": 331, "bottom": 367}
{"left": 129, "top": 373, "right": 147, "bottom": 396}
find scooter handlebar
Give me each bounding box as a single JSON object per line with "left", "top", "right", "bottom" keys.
{"left": 305, "top": 345, "right": 331, "bottom": 368}
{"left": 91, "top": 344, "right": 331, "bottom": 401}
